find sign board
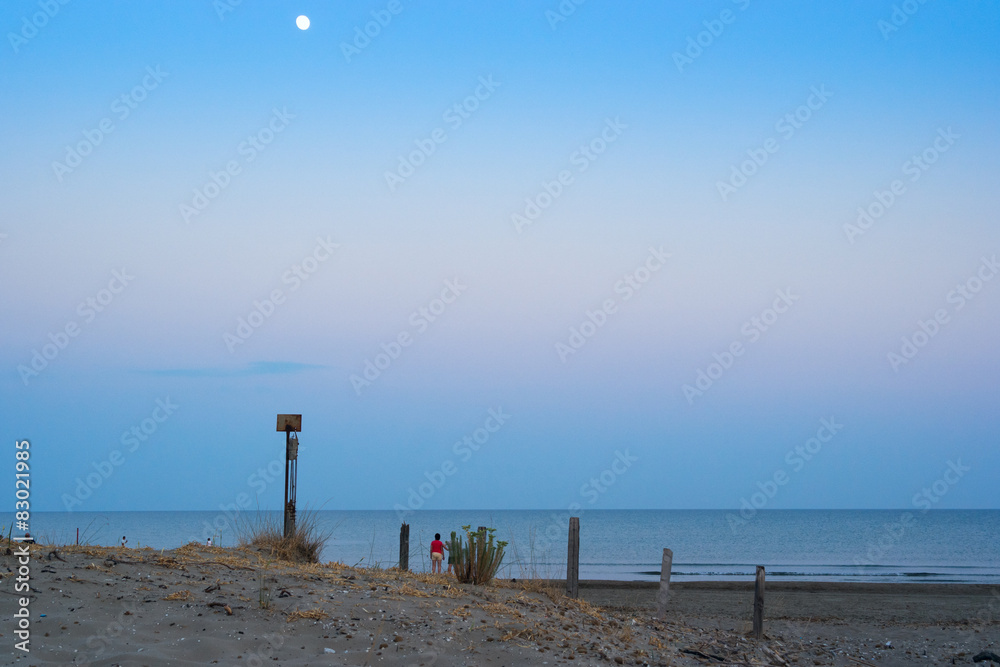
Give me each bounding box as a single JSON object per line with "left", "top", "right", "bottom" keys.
{"left": 276, "top": 414, "right": 302, "bottom": 432}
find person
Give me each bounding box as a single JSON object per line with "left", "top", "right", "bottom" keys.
{"left": 22, "top": 533, "right": 35, "bottom": 544}
{"left": 121, "top": 535, "right": 127, "bottom": 548}
{"left": 206, "top": 536, "right": 213, "bottom": 547}
{"left": 430, "top": 533, "right": 445, "bottom": 573}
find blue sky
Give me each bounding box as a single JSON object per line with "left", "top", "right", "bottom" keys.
{"left": 2, "top": 1, "right": 998, "bottom": 514}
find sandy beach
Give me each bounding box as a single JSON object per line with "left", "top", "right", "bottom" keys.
{"left": 3, "top": 543, "right": 999, "bottom": 666}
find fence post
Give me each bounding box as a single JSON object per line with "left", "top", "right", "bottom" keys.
{"left": 656, "top": 548, "right": 673, "bottom": 618}
{"left": 566, "top": 517, "right": 580, "bottom": 598}
{"left": 753, "top": 565, "right": 766, "bottom": 640}
{"left": 399, "top": 523, "right": 409, "bottom": 571}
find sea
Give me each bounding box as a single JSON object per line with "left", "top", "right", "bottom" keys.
{"left": 11, "top": 510, "right": 1000, "bottom": 584}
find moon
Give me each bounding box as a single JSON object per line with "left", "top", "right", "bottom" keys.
{"left": 296, "top": 15, "right": 310, "bottom": 30}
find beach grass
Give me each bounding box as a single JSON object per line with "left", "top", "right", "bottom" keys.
{"left": 235, "top": 508, "right": 332, "bottom": 563}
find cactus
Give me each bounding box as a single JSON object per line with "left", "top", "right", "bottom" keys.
{"left": 450, "top": 525, "right": 507, "bottom": 585}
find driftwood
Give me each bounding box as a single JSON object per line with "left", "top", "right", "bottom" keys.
{"left": 207, "top": 601, "right": 234, "bottom": 615}
{"left": 46, "top": 549, "right": 67, "bottom": 562}
{"left": 681, "top": 647, "right": 726, "bottom": 662}
{"left": 760, "top": 644, "right": 788, "bottom": 665}
{"left": 974, "top": 651, "right": 1000, "bottom": 663}
{"left": 199, "top": 560, "right": 255, "bottom": 572}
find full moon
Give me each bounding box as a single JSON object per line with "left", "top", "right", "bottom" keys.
{"left": 296, "top": 15, "right": 310, "bottom": 30}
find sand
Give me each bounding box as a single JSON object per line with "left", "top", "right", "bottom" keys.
{"left": 3, "top": 543, "right": 999, "bottom": 666}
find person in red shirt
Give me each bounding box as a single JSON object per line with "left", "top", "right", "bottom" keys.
{"left": 430, "top": 533, "right": 445, "bottom": 573}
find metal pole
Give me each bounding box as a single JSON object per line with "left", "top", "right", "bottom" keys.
{"left": 283, "top": 427, "right": 294, "bottom": 538}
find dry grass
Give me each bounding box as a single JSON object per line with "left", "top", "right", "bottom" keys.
{"left": 163, "top": 590, "right": 192, "bottom": 601}
{"left": 84, "top": 563, "right": 114, "bottom": 574}
{"left": 396, "top": 582, "right": 433, "bottom": 598}
{"left": 286, "top": 608, "right": 329, "bottom": 623}
{"left": 478, "top": 601, "right": 523, "bottom": 619}
{"left": 236, "top": 509, "right": 332, "bottom": 564}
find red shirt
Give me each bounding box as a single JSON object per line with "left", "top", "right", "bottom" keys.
{"left": 430, "top": 539, "right": 444, "bottom": 554}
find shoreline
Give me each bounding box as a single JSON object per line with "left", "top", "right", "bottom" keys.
{"left": 5, "top": 543, "right": 999, "bottom": 666}
{"left": 575, "top": 580, "right": 1000, "bottom": 592}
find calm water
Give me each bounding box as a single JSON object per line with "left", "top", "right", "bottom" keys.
{"left": 10, "top": 510, "right": 1000, "bottom": 583}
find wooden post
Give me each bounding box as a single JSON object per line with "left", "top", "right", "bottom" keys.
{"left": 399, "top": 523, "right": 409, "bottom": 571}
{"left": 477, "top": 526, "right": 487, "bottom": 534}
{"left": 753, "top": 565, "right": 765, "bottom": 640}
{"left": 656, "top": 548, "right": 673, "bottom": 618}
{"left": 566, "top": 517, "right": 580, "bottom": 598}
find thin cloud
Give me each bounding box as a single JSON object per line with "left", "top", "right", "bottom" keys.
{"left": 139, "top": 362, "right": 325, "bottom": 378}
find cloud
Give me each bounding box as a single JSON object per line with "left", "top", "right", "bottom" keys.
{"left": 139, "top": 361, "right": 325, "bottom": 378}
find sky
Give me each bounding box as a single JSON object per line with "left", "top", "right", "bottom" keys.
{"left": 1, "top": 1, "right": 998, "bottom": 515}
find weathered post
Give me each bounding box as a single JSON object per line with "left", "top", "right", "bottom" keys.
{"left": 276, "top": 415, "right": 302, "bottom": 539}
{"left": 656, "top": 548, "right": 673, "bottom": 618}
{"left": 566, "top": 517, "right": 580, "bottom": 598}
{"left": 399, "top": 523, "right": 410, "bottom": 571}
{"left": 753, "top": 565, "right": 766, "bottom": 640}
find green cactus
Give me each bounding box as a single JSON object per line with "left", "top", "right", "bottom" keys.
{"left": 450, "top": 525, "right": 507, "bottom": 585}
